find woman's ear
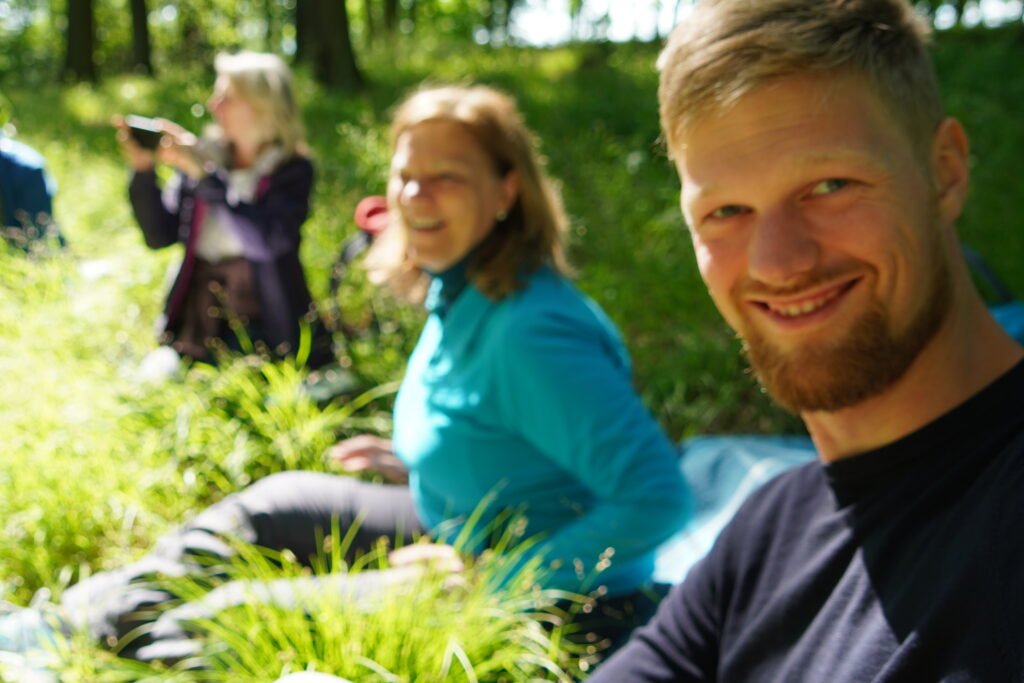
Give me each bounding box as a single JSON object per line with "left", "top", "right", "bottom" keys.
{"left": 500, "top": 170, "right": 520, "bottom": 215}
{"left": 931, "top": 117, "right": 970, "bottom": 227}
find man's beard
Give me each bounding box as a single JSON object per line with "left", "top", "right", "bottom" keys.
{"left": 738, "top": 240, "right": 952, "bottom": 414}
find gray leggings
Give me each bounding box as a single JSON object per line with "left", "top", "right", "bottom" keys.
{"left": 60, "top": 472, "right": 423, "bottom": 661}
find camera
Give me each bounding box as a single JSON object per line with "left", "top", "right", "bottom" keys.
{"left": 125, "top": 115, "right": 163, "bottom": 150}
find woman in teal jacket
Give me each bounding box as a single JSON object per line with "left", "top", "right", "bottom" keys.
{"left": 334, "top": 82, "right": 690, "bottom": 637}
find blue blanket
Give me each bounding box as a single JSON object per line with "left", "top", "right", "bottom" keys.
{"left": 654, "top": 435, "right": 815, "bottom": 584}
{"left": 992, "top": 301, "right": 1024, "bottom": 345}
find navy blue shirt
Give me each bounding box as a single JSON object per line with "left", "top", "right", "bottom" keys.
{"left": 593, "top": 360, "right": 1024, "bottom": 682}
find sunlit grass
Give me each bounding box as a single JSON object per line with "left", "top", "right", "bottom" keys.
{"left": 1, "top": 29, "right": 1021, "bottom": 678}
{"left": 52, "top": 520, "right": 588, "bottom": 681}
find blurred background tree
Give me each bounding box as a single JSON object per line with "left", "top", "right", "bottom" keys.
{"left": 0, "top": 0, "right": 608, "bottom": 86}
{"left": 64, "top": 0, "right": 97, "bottom": 81}
{"left": 5, "top": 1, "right": 1023, "bottom": 87}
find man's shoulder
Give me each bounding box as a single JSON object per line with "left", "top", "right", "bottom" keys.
{"left": 734, "top": 458, "right": 824, "bottom": 515}
{"left": 987, "top": 421, "right": 1024, "bottom": 515}
{"left": 703, "top": 459, "right": 827, "bottom": 565}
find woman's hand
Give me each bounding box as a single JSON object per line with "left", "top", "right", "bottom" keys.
{"left": 388, "top": 541, "right": 465, "bottom": 573}
{"left": 388, "top": 541, "right": 466, "bottom": 590}
{"left": 153, "top": 119, "right": 206, "bottom": 180}
{"left": 327, "top": 435, "right": 408, "bottom": 484}
{"left": 114, "top": 115, "right": 206, "bottom": 179}
{"left": 114, "top": 115, "right": 156, "bottom": 172}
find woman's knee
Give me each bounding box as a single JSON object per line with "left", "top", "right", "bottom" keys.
{"left": 237, "top": 470, "right": 344, "bottom": 513}
{"left": 173, "top": 472, "right": 335, "bottom": 554}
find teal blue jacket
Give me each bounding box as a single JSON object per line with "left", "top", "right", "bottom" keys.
{"left": 393, "top": 266, "right": 691, "bottom": 596}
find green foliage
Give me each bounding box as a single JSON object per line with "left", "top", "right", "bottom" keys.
{"left": 0, "top": 243, "right": 183, "bottom": 600}
{"left": 1, "top": 25, "right": 1023, "bottom": 680}
{"left": 933, "top": 25, "right": 1024, "bottom": 299}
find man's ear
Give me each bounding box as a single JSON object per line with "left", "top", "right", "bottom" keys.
{"left": 501, "top": 170, "right": 520, "bottom": 215}
{"left": 931, "top": 117, "right": 970, "bottom": 226}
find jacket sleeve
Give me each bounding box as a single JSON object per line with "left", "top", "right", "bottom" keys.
{"left": 495, "top": 300, "right": 692, "bottom": 593}
{"left": 129, "top": 169, "right": 183, "bottom": 250}
{"left": 192, "top": 156, "right": 313, "bottom": 263}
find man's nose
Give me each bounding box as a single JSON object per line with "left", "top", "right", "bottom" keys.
{"left": 747, "top": 205, "right": 820, "bottom": 286}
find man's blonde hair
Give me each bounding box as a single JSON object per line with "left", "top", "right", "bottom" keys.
{"left": 366, "top": 85, "right": 571, "bottom": 302}
{"left": 658, "top": 0, "right": 944, "bottom": 159}
{"left": 214, "top": 51, "right": 306, "bottom": 158}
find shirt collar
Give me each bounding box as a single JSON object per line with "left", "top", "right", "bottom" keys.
{"left": 424, "top": 253, "right": 473, "bottom": 317}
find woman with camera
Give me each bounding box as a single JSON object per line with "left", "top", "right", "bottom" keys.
{"left": 117, "top": 51, "right": 328, "bottom": 368}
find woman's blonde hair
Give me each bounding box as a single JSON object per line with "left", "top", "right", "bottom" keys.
{"left": 366, "top": 84, "right": 571, "bottom": 302}
{"left": 214, "top": 51, "right": 307, "bottom": 158}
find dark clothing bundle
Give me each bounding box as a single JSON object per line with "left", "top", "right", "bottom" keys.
{"left": 593, "top": 360, "right": 1024, "bottom": 683}
{"left": 128, "top": 156, "right": 330, "bottom": 366}
{"left": 0, "top": 135, "right": 65, "bottom": 249}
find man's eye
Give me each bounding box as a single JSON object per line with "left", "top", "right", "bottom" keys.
{"left": 810, "top": 178, "right": 850, "bottom": 196}
{"left": 709, "top": 205, "right": 747, "bottom": 220}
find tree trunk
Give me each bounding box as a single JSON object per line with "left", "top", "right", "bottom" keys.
{"left": 363, "top": 0, "right": 377, "bottom": 47}
{"left": 129, "top": 0, "right": 154, "bottom": 75}
{"left": 310, "top": 0, "right": 364, "bottom": 90}
{"left": 383, "top": 0, "right": 399, "bottom": 34}
{"left": 484, "top": 0, "right": 496, "bottom": 37}
{"left": 503, "top": 0, "right": 519, "bottom": 39}
{"left": 295, "top": 0, "right": 313, "bottom": 63}
{"left": 408, "top": 0, "right": 419, "bottom": 28}
{"left": 64, "top": 0, "right": 97, "bottom": 82}
{"left": 177, "top": 4, "right": 210, "bottom": 64}
{"left": 954, "top": 0, "right": 967, "bottom": 23}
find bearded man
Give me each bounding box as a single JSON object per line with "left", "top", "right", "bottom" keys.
{"left": 591, "top": 1, "right": 1024, "bottom": 681}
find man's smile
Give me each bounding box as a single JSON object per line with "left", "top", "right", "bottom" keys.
{"left": 746, "top": 276, "right": 863, "bottom": 326}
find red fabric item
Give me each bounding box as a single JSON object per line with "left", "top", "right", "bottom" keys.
{"left": 354, "top": 195, "right": 388, "bottom": 235}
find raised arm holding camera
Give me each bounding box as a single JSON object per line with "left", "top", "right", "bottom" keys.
{"left": 116, "top": 51, "right": 329, "bottom": 369}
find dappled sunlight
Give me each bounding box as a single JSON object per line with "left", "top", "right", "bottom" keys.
{"left": 1, "top": 20, "right": 1022, "bottom": 677}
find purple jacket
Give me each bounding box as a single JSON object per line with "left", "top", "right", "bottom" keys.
{"left": 129, "top": 156, "right": 330, "bottom": 365}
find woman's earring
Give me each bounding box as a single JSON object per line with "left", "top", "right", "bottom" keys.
{"left": 496, "top": 208, "right": 508, "bottom": 222}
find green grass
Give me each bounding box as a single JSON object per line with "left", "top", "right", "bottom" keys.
{"left": 1, "top": 27, "right": 1023, "bottom": 679}
{"left": 52, "top": 535, "right": 587, "bottom": 682}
